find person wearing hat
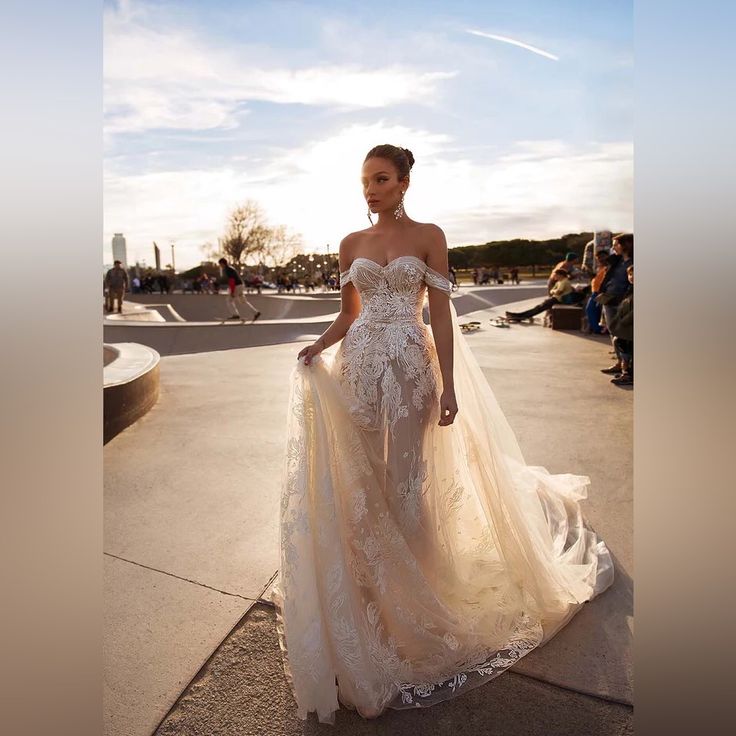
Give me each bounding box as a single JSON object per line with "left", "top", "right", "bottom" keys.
{"left": 547, "top": 252, "right": 580, "bottom": 294}
{"left": 506, "top": 267, "right": 576, "bottom": 321}
{"left": 104, "top": 260, "right": 129, "bottom": 313}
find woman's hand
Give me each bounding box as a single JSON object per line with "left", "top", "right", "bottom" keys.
{"left": 297, "top": 338, "right": 325, "bottom": 366}
{"left": 438, "top": 388, "right": 458, "bottom": 426}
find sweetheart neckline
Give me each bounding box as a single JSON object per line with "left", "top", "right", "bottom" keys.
{"left": 349, "top": 255, "right": 427, "bottom": 271}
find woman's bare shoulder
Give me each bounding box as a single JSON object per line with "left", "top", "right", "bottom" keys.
{"left": 417, "top": 222, "right": 448, "bottom": 254}
{"left": 339, "top": 228, "right": 373, "bottom": 255}
{"left": 416, "top": 221, "right": 446, "bottom": 236}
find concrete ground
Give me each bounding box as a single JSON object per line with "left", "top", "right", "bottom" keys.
{"left": 154, "top": 603, "right": 632, "bottom": 736}
{"left": 104, "top": 286, "right": 632, "bottom": 736}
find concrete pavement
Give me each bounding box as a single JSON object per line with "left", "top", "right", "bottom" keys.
{"left": 104, "top": 287, "right": 632, "bottom": 735}
{"left": 154, "top": 603, "right": 632, "bottom": 736}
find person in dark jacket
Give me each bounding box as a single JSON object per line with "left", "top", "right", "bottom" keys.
{"left": 605, "top": 264, "right": 634, "bottom": 386}
{"left": 598, "top": 233, "right": 633, "bottom": 370}
{"left": 218, "top": 257, "right": 261, "bottom": 321}
{"left": 104, "top": 260, "right": 129, "bottom": 313}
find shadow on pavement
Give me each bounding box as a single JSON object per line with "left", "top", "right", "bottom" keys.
{"left": 154, "top": 601, "right": 633, "bottom": 736}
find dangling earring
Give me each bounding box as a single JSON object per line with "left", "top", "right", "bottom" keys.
{"left": 367, "top": 207, "right": 374, "bottom": 225}
{"left": 394, "top": 191, "right": 406, "bottom": 220}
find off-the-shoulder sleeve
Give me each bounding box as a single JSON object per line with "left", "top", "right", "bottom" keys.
{"left": 424, "top": 265, "right": 453, "bottom": 295}
{"left": 339, "top": 269, "right": 352, "bottom": 287}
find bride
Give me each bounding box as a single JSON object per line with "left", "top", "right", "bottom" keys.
{"left": 271, "top": 144, "right": 614, "bottom": 724}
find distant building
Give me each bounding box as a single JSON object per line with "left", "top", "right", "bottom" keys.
{"left": 112, "top": 233, "right": 128, "bottom": 269}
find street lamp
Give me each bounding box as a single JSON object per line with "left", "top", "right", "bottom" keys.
{"left": 170, "top": 242, "right": 176, "bottom": 274}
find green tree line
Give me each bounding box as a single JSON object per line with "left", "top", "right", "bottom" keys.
{"left": 448, "top": 232, "right": 594, "bottom": 269}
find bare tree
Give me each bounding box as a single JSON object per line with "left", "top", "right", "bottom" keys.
{"left": 220, "top": 200, "right": 272, "bottom": 266}
{"left": 262, "top": 225, "right": 303, "bottom": 268}
{"left": 199, "top": 241, "right": 218, "bottom": 262}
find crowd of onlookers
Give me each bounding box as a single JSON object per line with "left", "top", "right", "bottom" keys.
{"left": 274, "top": 270, "right": 340, "bottom": 293}
{"left": 504, "top": 234, "right": 634, "bottom": 388}
{"left": 130, "top": 273, "right": 172, "bottom": 294}
{"left": 472, "top": 265, "right": 520, "bottom": 285}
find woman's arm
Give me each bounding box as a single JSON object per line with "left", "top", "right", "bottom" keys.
{"left": 425, "top": 225, "right": 457, "bottom": 426}
{"left": 298, "top": 235, "right": 362, "bottom": 365}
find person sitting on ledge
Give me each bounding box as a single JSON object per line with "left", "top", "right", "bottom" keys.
{"left": 506, "top": 267, "right": 576, "bottom": 321}
{"left": 547, "top": 252, "right": 581, "bottom": 293}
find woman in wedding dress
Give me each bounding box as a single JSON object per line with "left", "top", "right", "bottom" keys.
{"left": 271, "top": 144, "right": 614, "bottom": 724}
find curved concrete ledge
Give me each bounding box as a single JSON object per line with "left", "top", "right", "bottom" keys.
{"left": 104, "top": 342, "right": 161, "bottom": 444}
{"left": 106, "top": 303, "right": 168, "bottom": 322}
{"left": 104, "top": 344, "right": 119, "bottom": 367}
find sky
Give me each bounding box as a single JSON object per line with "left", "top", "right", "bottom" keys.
{"left": 103, "top": 0, "right": 633, "bottom": 270}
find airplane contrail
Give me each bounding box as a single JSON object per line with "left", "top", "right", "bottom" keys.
{"left": 466, "top": 29, "right": 559, "bottom": 61}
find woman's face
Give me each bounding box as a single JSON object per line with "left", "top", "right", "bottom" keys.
{"left": 361, "top": 157, "right": 407, "bottom": 214}
{"left": 612, "top": 239, "right": 623, "bottom": 255}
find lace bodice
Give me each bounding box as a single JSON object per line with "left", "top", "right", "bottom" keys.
{"left": 334, "top": 256, "right": 453, "bottom": 435}
{"left": 339, "top": 255, "right": 453, "bottom": 320}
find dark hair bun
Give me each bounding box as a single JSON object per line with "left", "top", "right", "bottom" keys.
{"left": 364, "top": 144, "right": 415, "bottom": 178}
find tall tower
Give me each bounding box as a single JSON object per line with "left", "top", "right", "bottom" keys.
{"left": 112, "top": 233, "right": 128, "bottom": 269}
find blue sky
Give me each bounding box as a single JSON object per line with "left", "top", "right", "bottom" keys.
{"left": 104, "top": 0, "right": 632, "bottom": 269}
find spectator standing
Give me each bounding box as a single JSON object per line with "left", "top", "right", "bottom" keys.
{"left": 605, "top": 264, "right": 634, "bottom": 386}
{"left": 597, "top": 234, "right": 633, "bottom": 371}
{"left": 584, "top": 251, "right": 611, "bottom": 334}
{"left": 218, "top": 257, "right": 261, "bottom": 321}
{"left": 510, "top": 266, "right": 520, "bottom": 285}
{"left": 581, "top": 238, "right": 596, "bottom": 276}
{"left": 104, "top": 260, "right": 128, "bottom": 313}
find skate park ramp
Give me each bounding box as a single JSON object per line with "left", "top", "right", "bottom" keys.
{"left": 104, "top": 285, "right": 549, "bottom": 356}
{"left": 122, "top": 285, "right": 548, "bottom": 323}
{"left": 123, "top": 292, "right": 342, "bottom": 322}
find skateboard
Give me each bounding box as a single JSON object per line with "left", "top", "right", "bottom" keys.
{"left": 500, "top": 315, "right": 535, "bottom": 325}
{"left": 460, "top": 321, "right": 481, "bottom": 333}
{"left": 219, "top": 317, "right": 247, "bottom": 324}
{"left": 492, "top": 317, "right": 511, "bottom": 328}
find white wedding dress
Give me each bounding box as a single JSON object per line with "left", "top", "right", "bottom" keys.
{"left": 271, "top": 255, "right": 613, "bottom": 724}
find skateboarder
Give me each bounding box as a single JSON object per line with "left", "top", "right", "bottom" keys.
{"left": 218, "top": 258, "right": 261, "bottom": 322}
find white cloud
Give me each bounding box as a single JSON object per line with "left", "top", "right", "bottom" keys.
{"left": 105, "top": 124, "right": 632, "bottom": 269}
{"left": 104, "top": 2, "right": 456, "bottom": 133}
